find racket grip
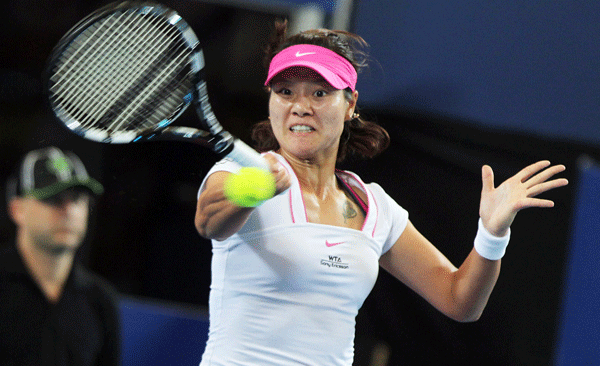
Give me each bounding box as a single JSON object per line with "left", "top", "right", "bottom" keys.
{"left": 225, "top": 139, "right": 270, "bottom": 172}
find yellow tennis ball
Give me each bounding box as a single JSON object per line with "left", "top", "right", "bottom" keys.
{"left": 224, "top": 167, "right": 276, "bottom": 207}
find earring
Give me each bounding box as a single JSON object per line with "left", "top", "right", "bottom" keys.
{"left": 352, "top": 112, "right": 359, "bottom": 119}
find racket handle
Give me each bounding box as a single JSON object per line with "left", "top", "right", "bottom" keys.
{"left": 155, "top": 127, "right": 268, "bottom": 170}
{"left": 225, "top": 139, "right": 270, "bottom": 172}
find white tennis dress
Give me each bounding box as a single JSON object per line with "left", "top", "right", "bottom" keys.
{"left": 198, "top": 152, "right": 408, "bottom": 366}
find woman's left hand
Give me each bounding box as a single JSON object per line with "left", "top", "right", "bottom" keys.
{"left": 479, "top": 161, "right": 569, "bottom": 237}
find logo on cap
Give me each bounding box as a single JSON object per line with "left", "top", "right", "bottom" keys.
{"left": 48, "top": 157, "right": 70, "bottom": 174}
{"left": 295, "top": 51, "right": 316, "bottom": 57}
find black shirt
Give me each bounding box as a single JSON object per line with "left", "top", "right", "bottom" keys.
{"left": 0, "top": 243, "right": 121, "bottom": 366}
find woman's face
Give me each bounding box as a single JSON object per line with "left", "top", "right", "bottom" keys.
{"left": 268, "top": 67, "right": 358, "bottom": 163}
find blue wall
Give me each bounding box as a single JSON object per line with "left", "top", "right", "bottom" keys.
{"left": 235, "top": 0, "right": 336, "bottom": 12}
{"left": 554, "top": 157, "right": 600, "bottom": 365}
{"left": 120, "top": 298, "right": 209, "bottom": 366}
{"left": 354, "top": 1, "right": 600, "bottom": 146}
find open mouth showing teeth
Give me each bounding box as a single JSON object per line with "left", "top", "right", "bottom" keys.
{"left": 290, "top": 125, "right": 314, "bottom": 132}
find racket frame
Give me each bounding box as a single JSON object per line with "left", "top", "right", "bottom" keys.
{"left": 45, "top": 1, "right": 269, "bottom": 170}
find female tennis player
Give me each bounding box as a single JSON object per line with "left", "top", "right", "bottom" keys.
{"left": 194, "top": 20, "right": 568, "bottom": 365}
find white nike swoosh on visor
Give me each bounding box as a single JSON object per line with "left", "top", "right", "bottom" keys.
{"left": 295, "top": 51, "right": 316, "bottom": 57}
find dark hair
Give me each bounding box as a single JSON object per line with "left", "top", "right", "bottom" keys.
{"left": 251, "top": 20, "right": 390, "bottom": 163}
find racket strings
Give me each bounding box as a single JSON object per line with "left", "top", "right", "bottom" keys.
{"left": 89, "top": 14, "right": 184, "bottom": 130}
{"left": 92, "top": 14, "right": 190, "bottom": 129}
{"left": 50, "top": 8, "right": 193, "bottom": 135}
{"left": 69, "top": 13, "right": 167, "bottom": 128}
{"left": 52, "top": 11, "right": 148, "bottom": 125}
{"left": 51, "top": 12, "right": 151, "bottom": 129}
{"left": 52, "top": 10, "right": 137, "bottom": 95}
{"left": 57, "top": 11, "right": 179, "bottom": 129}
{"left": 109, "top": 43, "right": 191, "bottom": 131}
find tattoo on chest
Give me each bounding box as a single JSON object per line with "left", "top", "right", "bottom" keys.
{"left": 342, "top": 201, "right": 358, "bottom": 223}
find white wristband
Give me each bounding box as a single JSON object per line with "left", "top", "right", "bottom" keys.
{"left": 473, "top": 218, "right": 510, "bottom": 260}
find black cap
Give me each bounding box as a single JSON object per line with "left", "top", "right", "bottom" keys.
{"left": 13, "top": 146, "right": 103, "bottom": 200}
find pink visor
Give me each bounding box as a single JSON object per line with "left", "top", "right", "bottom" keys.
{"left": 265, "top": 44, "right": 357, "bottom": 91}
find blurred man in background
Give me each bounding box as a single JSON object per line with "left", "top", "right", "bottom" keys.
{"left": 0, "top": 146, "right": 121, "bottom": 366}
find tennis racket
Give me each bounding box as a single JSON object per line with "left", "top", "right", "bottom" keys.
{"left": 44, "top": 1, "right": 269, "bottom": 172}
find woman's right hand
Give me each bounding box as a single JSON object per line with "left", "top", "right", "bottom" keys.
{"left": 195, "top": 154, "right": 291, "bottom": 240}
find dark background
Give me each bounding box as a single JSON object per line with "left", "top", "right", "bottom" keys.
{"left": 1, "top": 1, "right": 599, "bottom": 365}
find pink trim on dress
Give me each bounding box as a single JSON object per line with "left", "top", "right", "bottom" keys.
{"left": 296, "top": 180, "right": 309, "bottom": 223}
{"left": 337, "top": 169, "right": 377, "bottom": 237}
{"left": 266, "top": 152, "right": 302, "bottom": 224}
{"left": 370, "top": 196, "right": 378, "bottom": 238}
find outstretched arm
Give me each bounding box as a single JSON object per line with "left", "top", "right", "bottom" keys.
{"left": 380, "top": 161, "right": 568, "bottom": 322}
